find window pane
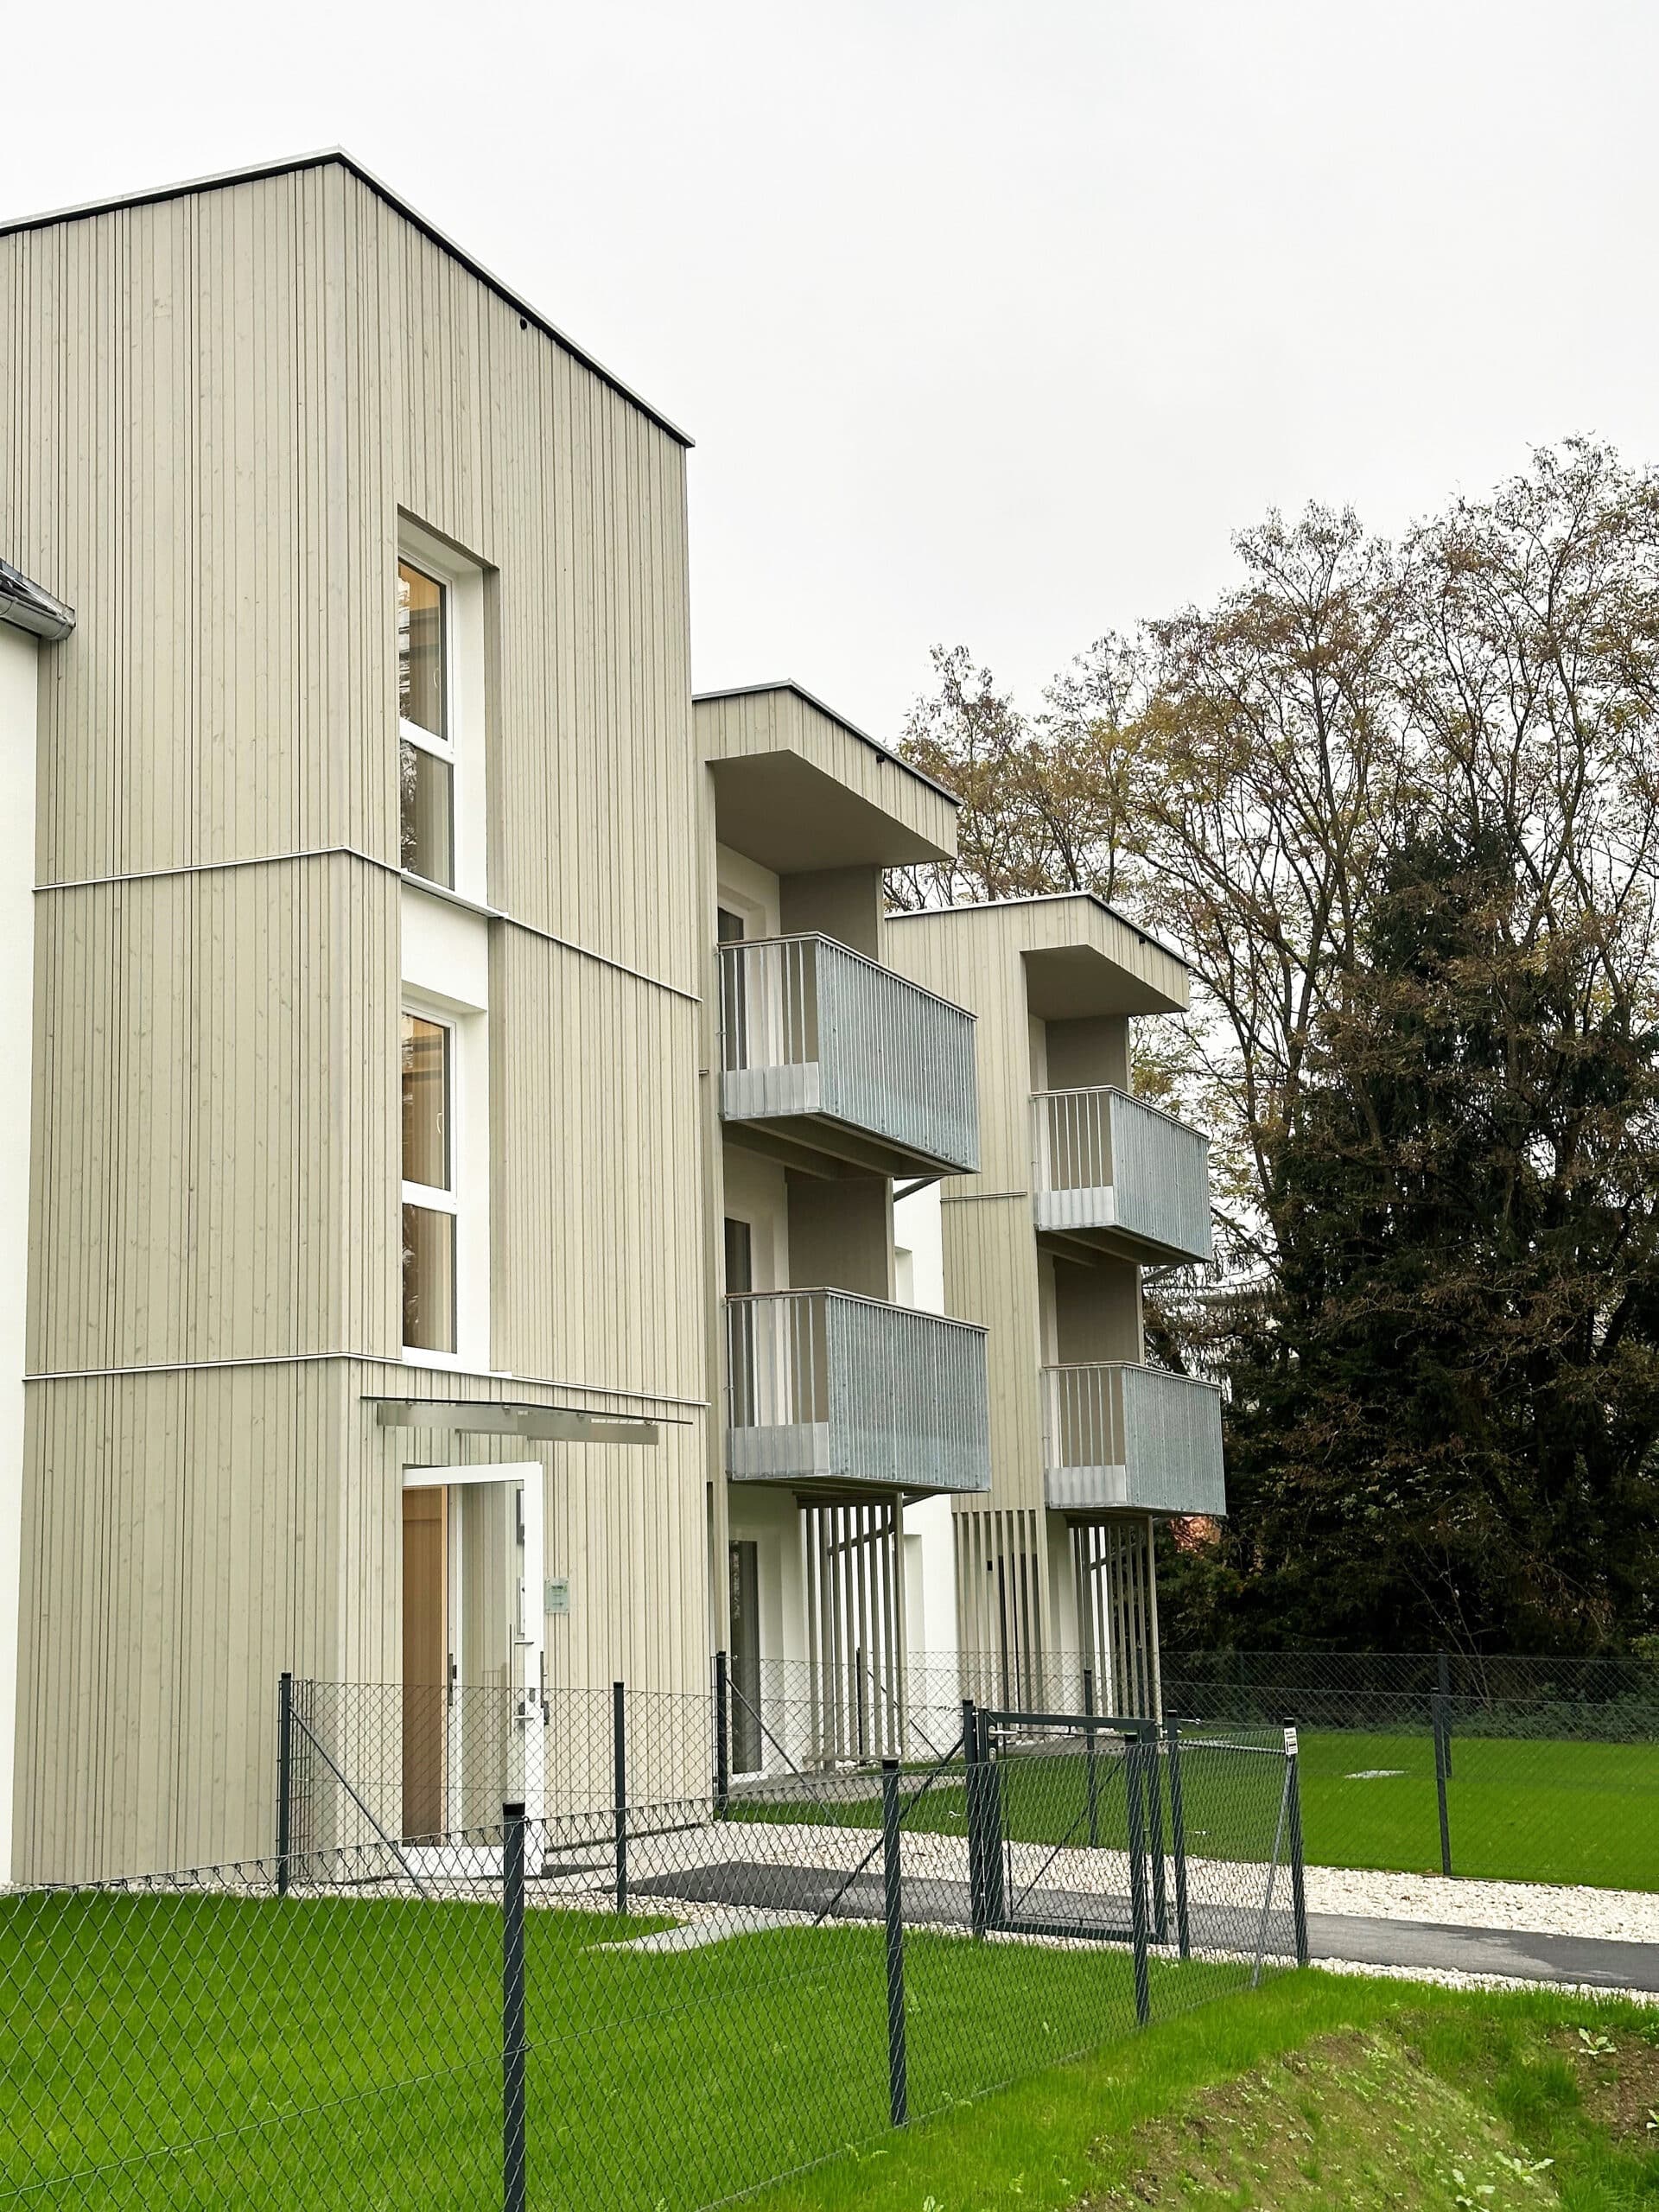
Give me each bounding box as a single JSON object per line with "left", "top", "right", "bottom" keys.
{"left": 400, "top": 740, "right": 454, "bottom": 884}
{"left": 401, "top": 1015, "right": 450, "bottom": 1190}
{"left": 402, "top": 1204, "right": 456, "bottom": 1353}
{"left": 397, "top": 560, "right": 446, "bottom": 740}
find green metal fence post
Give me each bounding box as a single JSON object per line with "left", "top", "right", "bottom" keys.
{"left": 276, "top": 1669, "right": 293, "bottom": 1898}
{"left": 1143, "top": 1720, "right": 1169, "bottom": 1945}
{"left": 1284, "top": 1726, "right": 1309, "bottom": 1967}
{"left": 1123, "top": 1732, "right": 1153, "bottom": 2025}
{"left": 881, "top": 1758, "right": 908, "bottom": 2127}
{"left": 1432, "top": 1690, "right": 1453, "bottom": 1878}
{"left": 502, "top": 1800, "right": 527, "bottom": 2212}
{"left": 1083, "top": 1665, "right": 1102, "bottom": 1847}
{"left": 962, "top": 1698, "right": 987, "bottom": 1938}
{"left": 1436, "top": 1650, "right": 1453, "bottom": 1777}
{"left": 1164, "top": 1717, "right": 1191, "bottom": 1959}
{"left": 613, "top": 1680, "right": 628, "bottom": 1916}
{"left": 978, "top": 1704, "right": 1007, "bottom": 1930}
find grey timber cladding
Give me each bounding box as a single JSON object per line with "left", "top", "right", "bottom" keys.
{"left": 490, "top": 932, "right": 705, "bottom": 1400}
{"left": 16, "top": 1359, "right": 709, "bottom": 1881}
{"left": 28, "top": 855, "right": 401, "bottom": 1373}
{"left": 1, "top": 156, "right": 714, "bottom": 1879}
{"left": 2, "top": 161, "right": 697, "bottom": 993}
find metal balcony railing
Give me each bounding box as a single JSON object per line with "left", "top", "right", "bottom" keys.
{"left": 1031, "top": 1086, "right": 1213, "bottom": 1262}
{"left": 725, "top": 1289, "right": 990, "bottom": 1494}
{"left": 720, "top": 935, "right": 979, "bottom": 1174}
{"left": 1040, "top": 1361, "right": 1226, "bottom": 1516}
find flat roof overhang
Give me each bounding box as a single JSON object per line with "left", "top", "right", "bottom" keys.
{"left": 698, "top": 683, "right": 957, "bottom": 874}
{"left": 1021, "top": 941, "right": 1186, "bottom": 1019}
{"left": 709, "top": 750, "right": 950, "bottom": 873}
{"left": 371, "top": 1400, "right": 658, "bottom": 1446}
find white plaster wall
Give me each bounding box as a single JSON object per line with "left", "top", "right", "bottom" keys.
{"left": 725, "top": 1483, "right": 806, "bottom": 1671}
{"left": 721, "top": 1146, "right": 789, "bottom": 1290}
{"left": 893, "top": 1182, "right": 944, "bottom": 1314}
{"left": 893, "top": 1180, "right": 957, "bottom": 1664}
{"left": 715, "top": 845, "right": 781, "bottom": 937}
{"left": 0, "top": 625, "right": 39, "bottom": 1883}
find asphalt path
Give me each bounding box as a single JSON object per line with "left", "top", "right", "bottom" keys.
{"left": 632, "top": 1858, "right": 1659, "bottom": 1992}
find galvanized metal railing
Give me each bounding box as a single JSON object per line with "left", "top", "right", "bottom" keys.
{"left": 720, "top": 934, "right": 979, "bottom": 1172}
{"left": 1040, "top": 1361, "right": 1226, "bottom": 1516}
{"left": 1031, "top": 1086, "right": 1212, "bottom": 1261}
{"left": 725, "top": 1288, "right": 990, "bottom": 1493}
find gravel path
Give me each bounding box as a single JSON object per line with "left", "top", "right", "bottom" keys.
{"left": 1304, "top": 1864, "right": 1659, "bottom": 1944}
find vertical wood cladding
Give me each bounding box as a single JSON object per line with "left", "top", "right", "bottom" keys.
{"left": 0, "top": 161, "right": 709, "bottom": 1877}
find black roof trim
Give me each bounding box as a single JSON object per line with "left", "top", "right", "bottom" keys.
{"left": 0, "top": 149, "right": 693, "bottom": 449}
{"left": 693, "top": 680, "right": 960, "bottom": 808}
{"left": 0, "top": 559, "right": 74, "bottom": 642}
{"left": 888, "top": 890, "right": 1192, "bottom": 971}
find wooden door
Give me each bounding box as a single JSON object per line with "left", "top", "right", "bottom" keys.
{"left": 402, "top": 1485, "right": 448, "bottom": 1839}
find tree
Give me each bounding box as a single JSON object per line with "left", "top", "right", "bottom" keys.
{"left": 898, "top": 441, "right": 1659, "bottom": 1649}
{"left": 1208, "top": 826, "right": 1659, "bottom": 1649}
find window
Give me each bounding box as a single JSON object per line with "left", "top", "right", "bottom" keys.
{"left": 397, "top": 559, "right": 454, "bottom": 887}
{"left": 402, "top": 1011, "right": 457, "bottom": 1353}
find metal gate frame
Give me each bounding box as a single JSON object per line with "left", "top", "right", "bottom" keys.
{"left": 965, "top": 1702, "right": 1184, "bottom": 1957}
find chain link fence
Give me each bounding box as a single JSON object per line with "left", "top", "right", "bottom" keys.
{"left": 1160, "top": 1649, "right": 1659, "bottom": 1891}
{"left": 2, "top": 1690, "right": 1303, "bottom": 2207}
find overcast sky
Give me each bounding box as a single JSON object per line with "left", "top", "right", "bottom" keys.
{"left": 5, "top": 3, "right": 1656, "bottom": 739}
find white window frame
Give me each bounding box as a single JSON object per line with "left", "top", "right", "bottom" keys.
{"left": 397, "top": 554, "right": 455, "bottom": 890}
{"left": 402, "top": 1002, "right": 461, "bottom": 1366}
{"left": 397, "top": 518, "right": 487, "bottom": 903}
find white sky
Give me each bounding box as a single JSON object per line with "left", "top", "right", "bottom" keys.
{"left": 6, "top": 2, "right": 1656, "bottom": 740}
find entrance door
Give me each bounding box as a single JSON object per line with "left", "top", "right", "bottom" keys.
{"left": 728, "top": 1538, "right": 762, "bottom": 1773}
{"left": 402, "top": 1485, "right": 448, "bottom": 1838}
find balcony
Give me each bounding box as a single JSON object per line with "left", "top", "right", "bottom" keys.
{"left": 1041, "top": 1362, "right": 1226, "bottom": 1516}
{"left": 726, "top": 1289, "right": 990, "bottom": 1495}
{"left": 720, "top": 935, "right": 978, "bottom": 1179}
{"left": 1031, "top": 1087, "right": 1212, "bottom": 1264}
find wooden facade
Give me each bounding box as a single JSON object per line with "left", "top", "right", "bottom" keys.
{"left": 0, "top": 158, "right": 709, "bottom": 1878}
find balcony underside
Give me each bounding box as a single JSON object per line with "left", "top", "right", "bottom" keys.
{"left": 1044, "top": 1459, "right": 1227, "bottom": 1516}
{"left": 1033, "top": 1194, "right": 1209, "bottom": 1268}
{"left": 728, "top": 1422, "right": 986, "bottom": 1496}
{"left": 721, "top": 1068, "right": 969, "bottom": 1180}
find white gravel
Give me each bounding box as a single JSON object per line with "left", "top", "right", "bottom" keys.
{"left": 1311, "top": 1956, "right": 1659, "bottom": 2004}
{"left": 1304, "top": 1863, "right": 1659, "bottom": 1944}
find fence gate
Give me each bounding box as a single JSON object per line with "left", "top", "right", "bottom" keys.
{"left": 968, "top": 1707, "right": 1175, "bottom": 1951}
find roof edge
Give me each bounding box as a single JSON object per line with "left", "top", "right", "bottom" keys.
{"left": 694, "top": 680, "right": 960, "bottom": 809}
{"left": 0, "top": 149, "right": 693, "bottom": 450}
{"left": 888, "top": 890, "right": 1192, "bottom": 972}
{"left": 0, "top": 560, "right": 75, "bottom": 642}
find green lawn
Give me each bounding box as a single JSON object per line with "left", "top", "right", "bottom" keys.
{"left": 735, "top": 1724, "right": 1659, "bottom": 1891}
{"left": 1296, "top": 1726, "right": 1659, "bottom": 1888}
{"left": 0, "top": 1886, "right": 1257, "bottom": 2208}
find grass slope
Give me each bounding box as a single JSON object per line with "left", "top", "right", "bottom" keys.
{"left": 751, "top": 1977, "right": 1659, "bottom": 2212}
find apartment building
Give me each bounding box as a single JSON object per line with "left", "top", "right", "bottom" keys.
{"left": 0, "top": 154, "right": 726, "bottom": 1883}
{"left": 890, "top": 896, "right": 1225, "bottom": 1715}
{"left": 696, "top": 684, "right": 988, "bottom": 1769}
{"left": 0, "top": 152, "right": 1216, "bottom": 1880}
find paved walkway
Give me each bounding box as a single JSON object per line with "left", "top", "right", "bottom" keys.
{"left": 1308, "top": 1910, "right": 1659, "bottom": 1993}
{"left": 633, "top": 1857, "right": 1659, "bottom": 1994}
